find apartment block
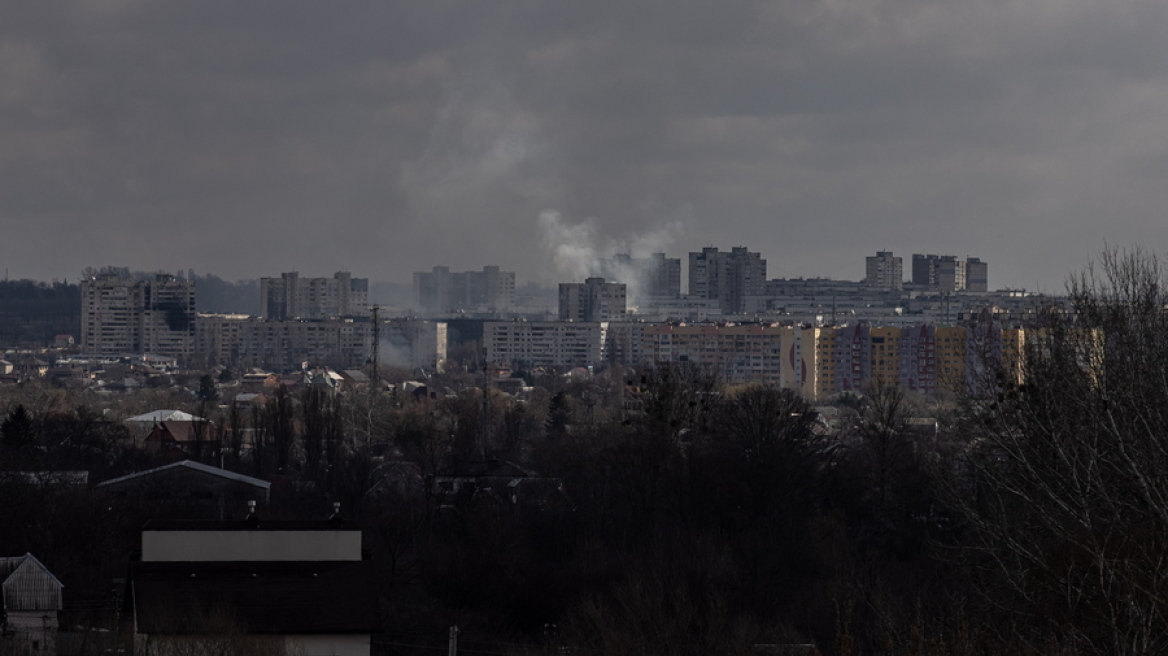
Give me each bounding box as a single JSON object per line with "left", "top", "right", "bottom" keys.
{"left": 413, "top": 266, "right": 515, "bottom": 313}
{"left": 195, "top": 317, "right": 446, "bottom": 372}
{"left": 688, "top": 247, "right": 767, "bottom": 314}
{"left": 81, "top": 273, "right": 195, "bottom": 361}
{"left": 864, "top": 251, "right": 903, "bottom": 291}
{"left": 559, "top": 278, "right": 628, "bottom": 322}
{"left": 965, "top": 258, "right": 988, "bottom": 292}
{"left": 826, "top": 325, "right": 873, "bottom": 393}
{"left": 912, "top": 254, "right": 986, "bottom": 293}
{"left": 484, "top": 321, "right": 605, "bottom": 369}
{"left": 259, "top": 271, "right": 369, "bottom": 320}
{"left": 638, "top": 324, "right": 781, "bottom": 387}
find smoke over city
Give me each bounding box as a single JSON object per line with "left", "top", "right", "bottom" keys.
{"left": 538, "top": 210, "right": 685, "bottom": 305}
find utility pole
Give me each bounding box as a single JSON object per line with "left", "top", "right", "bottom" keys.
{"left": 480, "top": 348, "right": 489, "bottom": 460}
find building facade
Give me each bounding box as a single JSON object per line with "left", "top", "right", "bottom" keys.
{"left": 484, "top": 321, "right": 606, "bottom": 369}
{"left": 912, "top": 254, "right": 986, "bottom": 293}
{"left": 259, "top": 271, "right": 368, "bottom": 320}
{"left": 688, "top": 247, "right": 767, "bottom": 314}
{"left": 80, "top": 273, "right": 196, "bottom": 361}
{"left": 965, "top": 257, "right": 988, "bottom": 292}
{"left": 413, "top": 266, "right": 515, "bottom": 313}
{"left": 559, "top": 277, "right": 628, "bottom": 322}
{"left": 195, "top": 316, "right": 446, "bottom": 372}
{"left": 484, "top": 317, "right": 1023, "bottom": 400}
{"left": 865, "top": 251, "right": 904, "bottom": 291}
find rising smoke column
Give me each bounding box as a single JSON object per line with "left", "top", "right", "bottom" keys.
{"left": 537, "top": 210, "right": 685, "bottom": 309}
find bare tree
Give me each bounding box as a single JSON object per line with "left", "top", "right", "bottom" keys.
{"left": 951, "top": 248, "right": 1168, "bottom": 655}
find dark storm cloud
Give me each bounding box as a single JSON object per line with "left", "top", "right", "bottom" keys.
{"left": 2, "top": 0, "right": 1166, "bottom": 289}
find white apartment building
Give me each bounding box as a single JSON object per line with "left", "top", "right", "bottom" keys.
{"left": 81, "top": 273, "right": 196, "bottom": 361}
{"left": 195, "top": 316, "right": 445, "bottom": 372}
{"left": 259, "top": 271, "right": 369, "bottom": 320}
{"left": 865, "top": 251, "right": 904, "bottom": 291}
{"left": 484, "top": 321, "right": 605, "bottom": 369}
{"left": 559, "top": 278, "right": 628, "bottom": 322}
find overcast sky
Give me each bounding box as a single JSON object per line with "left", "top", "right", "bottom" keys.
{"left": 3, "top": 0, "right": 1166, "bottom": 291}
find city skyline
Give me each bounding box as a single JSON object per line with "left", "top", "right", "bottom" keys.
{"left": 3, "top": 2, "right": 1162, "bottom": 292}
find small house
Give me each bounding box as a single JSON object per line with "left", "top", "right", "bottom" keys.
{"left": 1, "top": 553, "right": 63, "bottom": 655}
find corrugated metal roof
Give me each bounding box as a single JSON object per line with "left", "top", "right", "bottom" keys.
{"left": 96, "top": 460, "right": 271, "bottom": 490}
{"left": 1, "top": 553, "right": 63, "bottom": 611}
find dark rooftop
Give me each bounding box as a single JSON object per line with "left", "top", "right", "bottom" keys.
{"left": 131, "top": 560, "right": 379, "bottom": 635}
{"left": 142, "top": 517, "right": 361, "bottom": 532}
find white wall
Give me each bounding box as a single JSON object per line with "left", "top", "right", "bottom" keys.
{"left": 289, "top": 634, "right": 370, "bottom": 656}
{"left": 142, "top": 530, "right": 362, "bottom": 562}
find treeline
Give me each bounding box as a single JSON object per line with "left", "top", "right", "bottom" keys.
{"left": 0, "top": 280, "right": 80, "bottom": 347}
{"left": 4, "top": 250, "right": 1168, "bottom": 655}
{"left": 0, "top": 272, "right": 260, "bottom": 348}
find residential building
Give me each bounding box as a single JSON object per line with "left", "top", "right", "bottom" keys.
{"left": 1, "top": 554, "right": 63, "bottom": 656}
{"left": 259, "top": 271, "right": 368, "bottom": 320}
{"left": 912, "top": 254, "right": 985, "bottom": 293}
{"left": 965, "top": 257, "right": 989, "bottom": 292}
{"left": 80, "top": 273, "right": 195, "bottom": 361}
{"left": 865, "top": 251, "right": 903, "bottom": 291}
{"left": 195, "top": 316, "right": 371, "bottom": 372}
{"left": 559, "top": 277, "right": 628, "bottom": 322}
{"left": 413, "top": 266, "right": 515, "bottom": 313}
{"left": 688, "top": 247, "right": 767, "bottom": 314}
{"left": 195, "top": 316, "right": 446, "bottom": 372}
{"left": 639, "top": 323, "right": 787, "bottom": 387}
{"left": 484, "top": 321, "right": 605, "bottom": 369}
{"left": 937, "top": 257, "right": 966, "bottom": 293}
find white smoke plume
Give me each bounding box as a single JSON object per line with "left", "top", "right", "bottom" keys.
{"left": 537, "top": 210, "right": 685, "bottom": 309}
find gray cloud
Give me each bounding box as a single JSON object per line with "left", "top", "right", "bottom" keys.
{"left": 2, "top": 0, "right": 1166, "bottom": 291}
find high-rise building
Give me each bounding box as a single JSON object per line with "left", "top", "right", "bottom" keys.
{"left": 81, "top": 273, "right": 196, "bottom": 361}
{"left": 936, "top": 257, "right": 966, "bottom": 293}
{"left": 194, "top": 316, "right": 445, "bottom": 372}
{"left": 688, "top": 247, "right": 766, "bottom": 314}
{"left": 865, "top": 251, "right": 903, "bottom": 291}
{"left": 559, "top": 278, "right": 627, "bottom": 322}
{"left": 259, "top": 272, "right": 369, "bottom": 320}
{"left": 413, "top": 266, "right": 515, "bottom": 313}
{"left": 965, "top": 257, "right": 988, "bottom": 292}
{"left": 912, "top": 254, "right": 986, "bottom": 293}
{"left": 911, "top": 254, "right": 938, "bottom": 288}
{"left": 593, "top": 253, "right": 682, "bottom": 301}
{"left": 485, "top": 321, "right": 606, "bottom": 369}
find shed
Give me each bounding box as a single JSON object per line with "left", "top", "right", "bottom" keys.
{"left": 1, "top": 553, "right": 63, "bottom": 655}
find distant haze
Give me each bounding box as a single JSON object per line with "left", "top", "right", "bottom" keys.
{"left": 3, "top": 1, "right": 1165, "bottom": 292}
